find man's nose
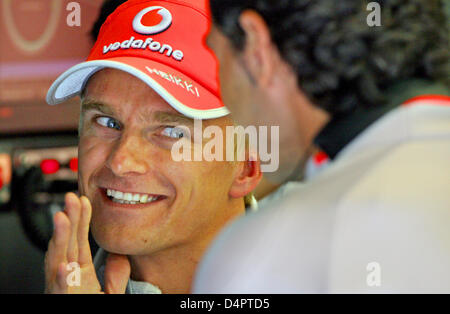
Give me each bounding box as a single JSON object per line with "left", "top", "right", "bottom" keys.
{"left": 106, "top": 133, "right": 149, "bottom": 176}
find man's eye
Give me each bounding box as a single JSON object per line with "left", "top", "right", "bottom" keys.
{"left": 160, "top": 126, "right": 187, "bottom": 139}
{"left": 96, "top": 117, "right": 121, "bottom": 130}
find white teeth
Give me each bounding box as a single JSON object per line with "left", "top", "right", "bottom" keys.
{"left": 106, "top": 189, "right": 159, "bottom": 204}
{"left": 115, "top": 191, "right": 123, "bottom": 199}
{"left": 140, "top": 194, "right": 148, "bottom": 203}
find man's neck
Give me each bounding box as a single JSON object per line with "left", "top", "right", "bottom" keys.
{"left": 265, "top": 90, "right": 330, "bottom": 184}
{"left": 128, "top": 239, "right": 209, "bottom": 293}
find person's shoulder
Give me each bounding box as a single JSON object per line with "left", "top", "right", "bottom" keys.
{"left": 348, "top": 135, "right": 450, "bottom": 202}
{"left": 193, "top": 181, "right": 335, "bottom": 293}
{"left": 327, "top": 143, "right": 450, "bottom": 292}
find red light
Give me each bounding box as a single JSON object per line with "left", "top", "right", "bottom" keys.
{"left": 40, "top": 159, "right": 60, "bottom": 175}
{"left": 313, "top": 151, "right": 329, "bottom": 165}
{"left": 69, "top": 158, "right": 78, "bottom": 172}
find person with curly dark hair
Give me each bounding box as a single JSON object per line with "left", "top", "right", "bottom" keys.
{"left": 90, "top": 0, "right": 128, "bottom": 42}
{"left": 193, "top": 0, "right": 450, "bottom": 293}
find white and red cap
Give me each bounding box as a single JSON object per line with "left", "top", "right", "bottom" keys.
{"left": 46, "top": 0, "right": 229, "bottom": 119}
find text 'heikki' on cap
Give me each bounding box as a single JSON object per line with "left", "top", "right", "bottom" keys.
{"left": 46, "top": 0, "right": 228, "bottom": 119}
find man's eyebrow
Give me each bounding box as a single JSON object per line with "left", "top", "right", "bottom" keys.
{"left": 80, "top": 101, "right": 194, "bottom": 125}
{"left": 81, "top": 100, "right": 115, "bottom": 116}
{"left": 153, "top": 111, "right": 195, "bottom": 125}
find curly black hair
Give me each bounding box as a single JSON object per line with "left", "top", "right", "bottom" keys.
{"left": 210, "top": 0, "right": 450, "bottom": 115}
{"left": 90, "top": 0, "right": 128, "bottom": 42}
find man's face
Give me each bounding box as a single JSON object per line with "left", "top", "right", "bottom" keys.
{"left": 207, "top": 25, "right": 257, "bottom": 128}
{"left": 78, "top": 68, "right": 240, "bottom": 255}
{"left": 207, "top": 25, "right": 300, "bottom": 181}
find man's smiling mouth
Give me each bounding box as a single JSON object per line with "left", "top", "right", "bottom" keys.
{"left": 104, "top": 188, "right": 165, "bottom": 205}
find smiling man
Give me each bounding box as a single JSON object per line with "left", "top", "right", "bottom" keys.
{"left": 44, "top": 0, "right": 261, "bottom": 294}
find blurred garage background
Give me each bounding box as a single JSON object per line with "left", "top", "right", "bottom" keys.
{"left": 0, "top": 0, "right": 104, "bottom": 293}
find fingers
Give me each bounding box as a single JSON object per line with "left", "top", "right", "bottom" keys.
{"left": 61, "top": 193, "right": 93, "bottom": 265}
{"left": 45, "top": 211, "right": 70, "bottom": 292}
{"left": 78, "top": 196, "right": 93, "bottom": 265}
{"left": 65, "top": 193, "right": 81, "bottom": 262}
{"left": 54, "top": 262, "right": 69, "bottom": 293}
{"left": 104, "top": 254, "right": 131, "bottom": 294}
{"left": 53, "top": 262, "right": 81, "bottom": 294}
{"left": 45, "top": 192, "right": 95, "bottom": 293}
{"left": 45, "top": 262, "right": 68, "bottom": 294}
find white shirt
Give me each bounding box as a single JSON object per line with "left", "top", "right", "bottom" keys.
{"left": 193, "top": 97, "right": 450, "bottom": 293}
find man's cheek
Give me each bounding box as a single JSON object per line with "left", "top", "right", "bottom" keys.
{"left": 79, "top": 135, "right": 110, "bottom": 161}
{"left": 163, "top": 161, "right": 196, "bottom": 199}
{"left": 78, "top": 137, "right": 109, "bottom": 189}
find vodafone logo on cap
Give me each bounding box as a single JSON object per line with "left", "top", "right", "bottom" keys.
{"left": 102, "top": 5, "right": 183, "bottom": 62}
{"left": 133, "top": 6, "right": 172, "bottom": 35}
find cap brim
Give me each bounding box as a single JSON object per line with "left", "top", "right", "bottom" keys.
{"left": 46, "top": 56, "right": 229, "bottom": 120}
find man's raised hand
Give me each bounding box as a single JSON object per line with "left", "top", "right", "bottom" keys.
{"left": 44, "top": 192, "right": 130, "bottom": 294}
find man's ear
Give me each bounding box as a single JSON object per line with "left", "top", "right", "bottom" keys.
{"left": 239, "top": 10, "right": 277, "bottom": 88}
{"left": 229, "top": 156, "right": 262, "bottom": 199}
